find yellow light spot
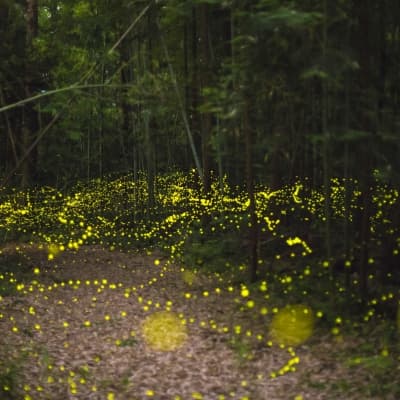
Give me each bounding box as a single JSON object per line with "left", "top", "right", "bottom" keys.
{"left": 246, "top": 300, "right": 255, "bottom": 308}
{"left": 142, "top": 311, "right": 188, "bottom": 351}
{"left": 331, "top": 327, "right": 340, "bottom": 335}
{"left": 270, "top": 304, "right": 314, "bottom": 346}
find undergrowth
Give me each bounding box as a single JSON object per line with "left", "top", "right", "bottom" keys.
{"left": 0, "top": 171, "right": 399, "bottom": 398}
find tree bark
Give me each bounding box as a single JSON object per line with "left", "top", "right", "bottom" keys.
{"left": 353, "top": 0, "right": 377, "bottom": 302}
{"left": 197, "top": 2, "right": 212, "bottom": 193}
{"left": 244, "top": 96, "right": 258, "bottom": 282}
{"left": 20, "top": 0, "right": 39, "bottom": 187}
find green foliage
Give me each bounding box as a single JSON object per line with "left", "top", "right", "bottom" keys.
{"left": 1, "top": 0, "right": 399, "bottom": 193}
{"left": 1, "top": 171, "right": 398, "bottom": 317}
{"left": 0, "top": 172, "right": 399, "bottom": 398}
{"left": 0, "top": 360, "right": 19, "bottom": 399}
{"left": 345, "top": 347, "right": 400, "bottom": 398}
{"left": 0, "top": 251, "right": 39, "bottom": 296}
{"left": 183, "top": 234, "right": 245, "bottom": 274}
{"left": 251, "top": 7, "right": 322, "bottom": 31}
{"left": 0, "top": 350, "right": 29, "bottom": 400}
{"left": 229, "top": 336, "right": 253, "bottom": 363}
{"left": 0, "top": 0, "right": 399, "bottom": 396}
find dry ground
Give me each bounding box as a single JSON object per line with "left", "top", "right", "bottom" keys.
{"left": 0, "top": 244, "right": 393, "bottom": 400}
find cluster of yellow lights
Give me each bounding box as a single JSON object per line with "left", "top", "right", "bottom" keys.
{"left": 0, "top": 172, "right": 399, "bottom": 398}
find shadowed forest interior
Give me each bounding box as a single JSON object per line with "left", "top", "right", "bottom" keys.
{"left": 0, "top": 1, "right": 400, "bottom": 399}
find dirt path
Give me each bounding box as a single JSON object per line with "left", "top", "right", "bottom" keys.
{"left": 0, "top": 245, "right": 378, "bottom": 400}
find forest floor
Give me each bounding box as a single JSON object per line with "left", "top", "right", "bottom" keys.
{"left": 0, "top": 244, "right": 396, "bottom": 400}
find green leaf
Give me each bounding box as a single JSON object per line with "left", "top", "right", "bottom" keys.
{"left": 300, "top": 67, "right": 329, "bottom": 81}
{"left": 337, "top": 130, "right": 372, "bottom": 142}
{"left": 67, "top": 131, "right": 82, "bottom": 141}
{"left": 252, "top": 8, "right": 321, "bottom": 31}
{"left": 306, "top": 133, "right": 325, "bottom": 144}
{"left": 346, "top": 355, "right": 394, "bottom": 372}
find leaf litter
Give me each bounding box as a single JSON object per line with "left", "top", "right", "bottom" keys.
{"left": 0, "top": 244, "right": 393, "bottom": 400}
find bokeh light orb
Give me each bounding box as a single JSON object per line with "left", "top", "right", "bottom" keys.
{"left": 270, "top": 304, "right": 314, "bottom": 346}
{"left": 142, "top": 311, "right": 188, "bottom": 351}
{"left": 182, "top": 269, "right": 196, "bottom": 285}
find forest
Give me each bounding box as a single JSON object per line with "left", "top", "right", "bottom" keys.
{"left": 0, "top": 0, "right": 400, "bottom": 399}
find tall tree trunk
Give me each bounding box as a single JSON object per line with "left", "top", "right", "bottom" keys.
{"left": 322, "top": 0, "right": 332, "bottom": 266}
{"left": 0, "top": 88, "right": 18, "bottom": 168}
{"left": 120, "top": 38, "right": 135, "bottom": 170}
{"left": 243, "top": 95, "right": 258, "bottom": 282}
{"left": 20, "top": 0, "right": 39, "bottom": 187}
{"left": 353, "top": 0, "right": 377, "bottom": 302}
{"left": 190, "top": 7, "right": 201, "bottom": 176}
{"left": 197, "top": 2, "right": 212, "bottom": 193}
{"left": 146, "top": 8, "right": 156, "bottom": 209}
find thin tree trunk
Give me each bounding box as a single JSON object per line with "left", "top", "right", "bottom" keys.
{"left": 244, "top": 96, "right": 258, "bottom": 282}
{"left": 0, "top": 88, "right": 18, "bottom": 167}
{"left": 197, "top": 2, "right": 212, "bottom": 193}
{"left": 353, "top": 0, "right": 376, "bottom": 302}
{"left": 322, "top": 0, "right": 332, "bottom": 266}
{"left": 158, "top": 22, "right": 202, "bottom": 180}
{"left": 146, "top": 10, "right": 156, "bottom": 209}
{"left": 20, "top": 0, "right": 39, "bottom": 187}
